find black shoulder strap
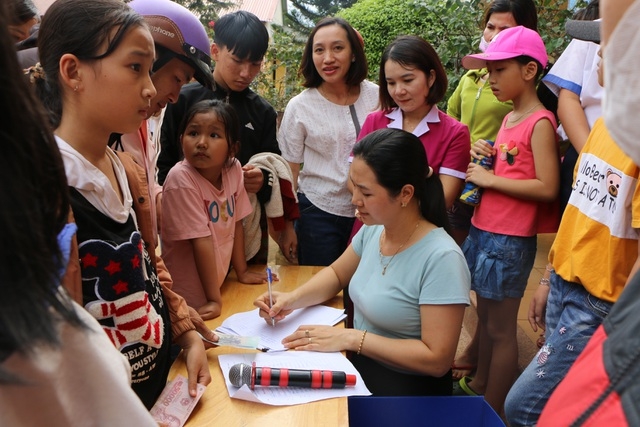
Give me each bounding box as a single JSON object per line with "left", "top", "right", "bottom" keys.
{"left": 349, "top": 104, "right": 361, "bottom": 137}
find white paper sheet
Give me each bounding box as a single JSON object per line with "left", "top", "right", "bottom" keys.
{"left": 218, "top": 351, "right": 371, "bottom": 405}
{"left": 216, "top": 305, "right": 347, "bottom": 352}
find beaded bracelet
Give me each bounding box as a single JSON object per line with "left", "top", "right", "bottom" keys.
{"left": 545, "top": 264, "right": 554, "bottom": 272}
{"left": 357, "top": 330, "right": 367, "bottom": 355}
{"left": 539, "top": 277, "right": 550, "bottom": 286}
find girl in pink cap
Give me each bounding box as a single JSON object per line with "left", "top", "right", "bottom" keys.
{"left": 453, "top": 25, "right": 560, "bottom": 416}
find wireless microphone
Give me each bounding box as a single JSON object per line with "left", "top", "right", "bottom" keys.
{"left": 229, "top": 362, "right": 357, "bottom": 389}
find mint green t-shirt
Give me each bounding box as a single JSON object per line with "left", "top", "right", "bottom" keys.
{"left": 350, "top": 226, "right": 470, "bottom": 342}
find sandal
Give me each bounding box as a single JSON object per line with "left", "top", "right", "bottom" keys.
{"left": 453, "top": 376, "right": 481, "bottom": 396}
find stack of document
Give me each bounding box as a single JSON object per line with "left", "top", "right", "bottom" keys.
{"left": 216, "top": 305, "right": 347, "bottom": 352}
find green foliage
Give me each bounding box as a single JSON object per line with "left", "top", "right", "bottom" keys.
{"left": 247, "top": 0, "right": 578, "bottom": 114}
{"left": 339, "top": 0, "right": 577, "bottom": 109}
{"left": 251, "top": 25, "right": 305, "bottom": 112}
{"left": 537, "top": 0, "right": 586, "bottom": 62}
{"left": 339, "top": 0, "right": 483, "bottom": 108}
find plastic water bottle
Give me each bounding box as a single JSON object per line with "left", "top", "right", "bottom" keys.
{"left": 459, "top": 140, "right": 494, "bottom": 206}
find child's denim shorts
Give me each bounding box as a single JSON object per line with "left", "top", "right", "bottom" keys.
{"left": 462, "top": 225, "right": 536, "bottom": 301}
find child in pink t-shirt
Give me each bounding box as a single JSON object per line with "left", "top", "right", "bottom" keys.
{"left": 453, "top": 26, "right": 560, "bottom": 415}
{"left": 162, "top": 100, "right": 268, "bottom": 320}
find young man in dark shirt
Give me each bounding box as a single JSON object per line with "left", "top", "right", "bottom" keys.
{"left": 159, "top": 11, "right": 296, "bottom": 264}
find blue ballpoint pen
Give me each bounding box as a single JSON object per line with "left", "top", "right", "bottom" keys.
{"left": 266, "top": 266, "right": 275, "bottom": 326}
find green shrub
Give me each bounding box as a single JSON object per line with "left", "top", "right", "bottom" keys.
{"left": 339, "top": 0, "right": 482, "bottom": 108}
{"left": 252, "top": 25, "right": 305, "bottom": 113}
{"left": 340, "top": 0, "right": 575, "bottom": 109}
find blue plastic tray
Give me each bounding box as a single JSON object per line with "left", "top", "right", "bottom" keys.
{"left": 348, "top": 396, "right": 505, "bottom": 426}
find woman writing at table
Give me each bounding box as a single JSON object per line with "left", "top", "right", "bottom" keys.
{"left": 255, "top": 129, "right": 471, "bottom": 396}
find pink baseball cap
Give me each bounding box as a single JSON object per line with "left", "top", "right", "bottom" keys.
{"left": 462, "top": 26, "right": 548, "bottom": 70}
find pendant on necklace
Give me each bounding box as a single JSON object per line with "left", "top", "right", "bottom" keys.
{"left": 378, "top": 222, "right": 420, "bottom": 276}
{"left": 379, "top": 250, "right": 390, "bottom": 275}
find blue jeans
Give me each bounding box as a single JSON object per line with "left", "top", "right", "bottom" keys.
{"left": 504, "top": 272, "right": 613, "bottom": 426}
{"left": 295, "top": 193, "right": 355, "bottom": 266}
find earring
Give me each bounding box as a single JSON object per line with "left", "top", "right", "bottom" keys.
{"left": 401, "top": 202, "right": 407, "bottom": 208}
{"left": 351, "top": 57, "right": 355, "bottom": 63}
{"left": 73, "top": 85, "right": 78, "bottom": 92}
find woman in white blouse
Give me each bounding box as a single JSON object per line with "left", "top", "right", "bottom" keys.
{"left": 278, "top": 17, "right": 378, "bottom": 266}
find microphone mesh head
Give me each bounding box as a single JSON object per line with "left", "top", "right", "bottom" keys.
{"left": 229, "top": 363, "right": 252, "bottom": 387}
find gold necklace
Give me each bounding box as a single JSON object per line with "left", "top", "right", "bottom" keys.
{"left": 508, "top": 102, "right": 542, "bottom": 123}
{"left": 379, "top": 222, "right": 420, "bottom": 275}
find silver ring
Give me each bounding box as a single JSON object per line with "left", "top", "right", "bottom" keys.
{"left": 308, "top": 337, "right": 312, "bottom": 344}
{"left": 305, "top": 330, "right": 310, "bottom": 338}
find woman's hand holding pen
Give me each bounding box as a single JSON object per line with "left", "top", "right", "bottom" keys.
{"left": 254, "top": 290, "right": 294, "bottom": 324}
{"left": 254, "top": 289, "right": 362, "bottom": 353}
